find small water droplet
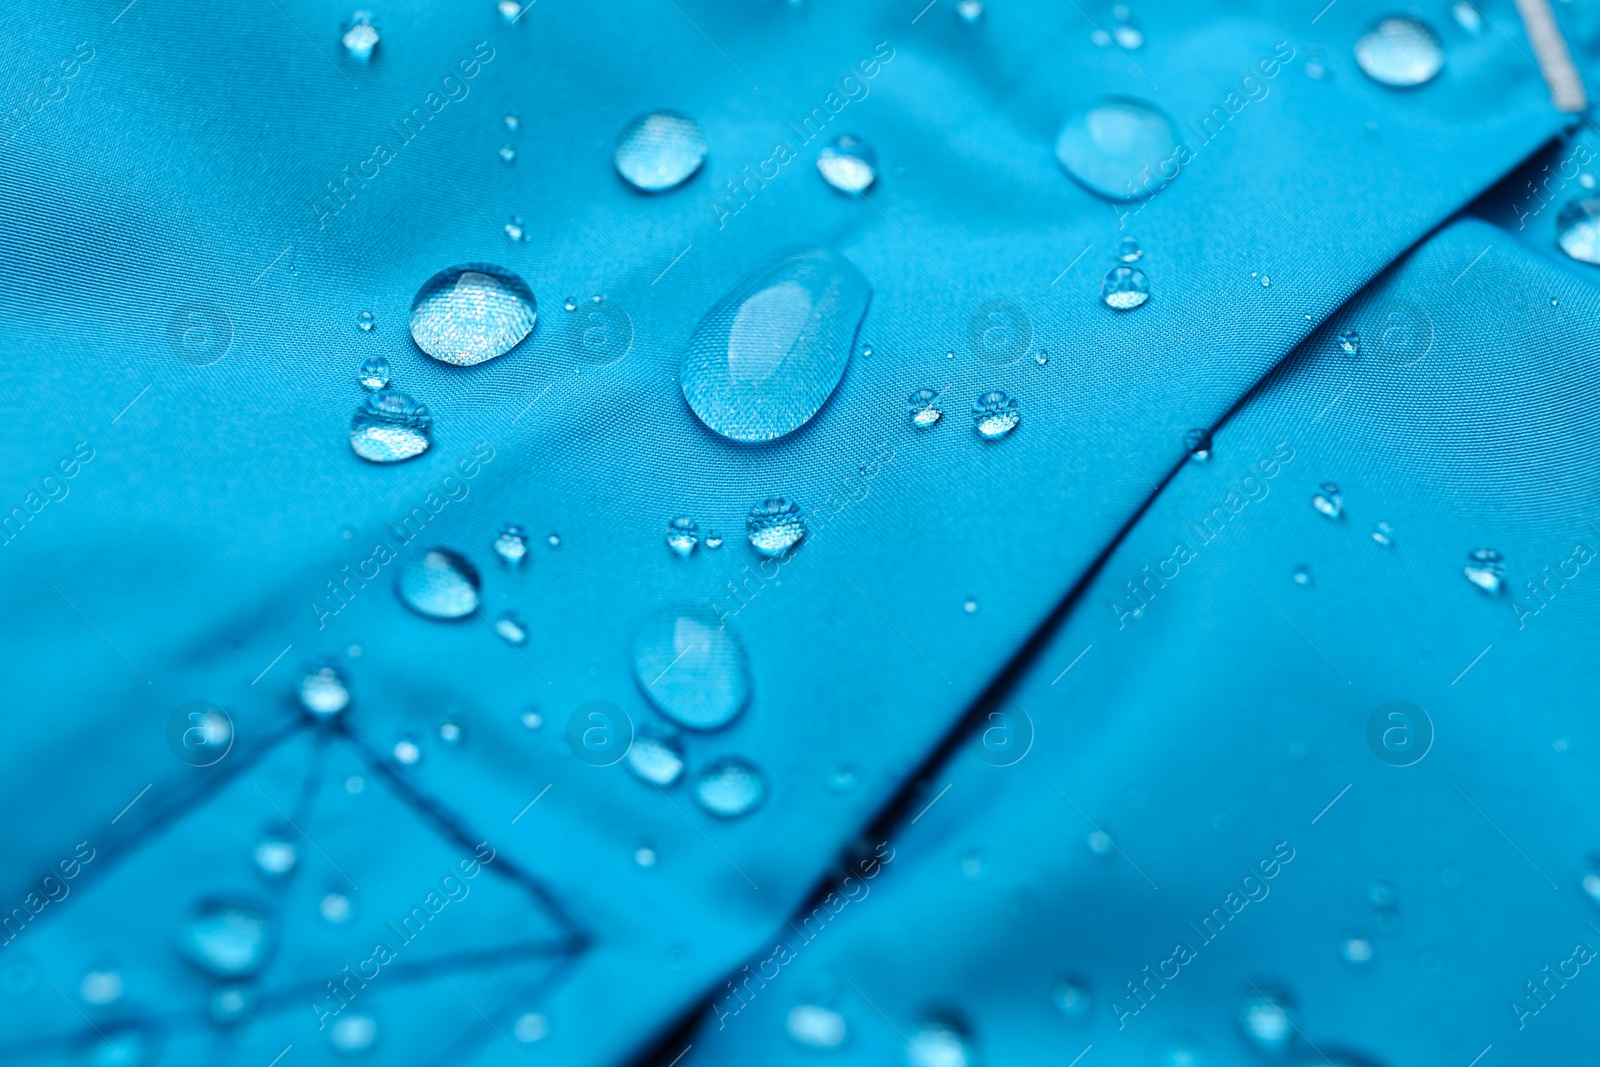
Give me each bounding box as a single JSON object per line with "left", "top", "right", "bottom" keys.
{"left": 547, "top": 533, "right": 561, "bottom": 548}
{"left": 1452, "top": 0, "right": 1482, "bottom": 33}
{"left": 320, "top": 892, "right": 353, "bottom": 923}
{"left": 1582, "top": 172, "right": 1598, "bottom": 190}
{"left": 1463, "top": 548, "right": 1505, "bottom": 594}
{"left": 1086, "top": 829, "right": 1113, "bottom": 855}
{"left": 681, "top": 248, "right": 871, "bottom": 442}
{"left": 1101, "top": 265, "right": 1150, "bottom": 309}
{"left": 504, "top": 215, "right": 529, "bottom": 243}
{"left": 666, "top": 516, "right": 699, "bottom": 558}
{"left": 178, "top": 900, "right": 274, "bottom": 978}
{"left": 563, "top": 296, "right": 578, "bottom": 312}
{"left": 827, "top": 764, "right": 860, "bottom": 793}
{"left": 1311, "top": 482, "right": 1344, "bottom": 519}
{"left": 972, "top": 390, "right": 1020, "bottom": 439}
{"left": 1552, "top": 297, "right": 1560, "bottom": 307}
{"left": 81, "top": 969, "right": 124, "bottom": 1005}
{"left": 747, "top": 498, "right": 807, "bottom": 557}
{"left": 299, "top": 665, "right": 351, "bottom": 718}
{"left": 955, "top": 0, "right": 984, "bottom": 23}
{"left": 329, "top": 1012, "right": 379, "bottom": 1053}
{"left": 634, "top": 845, "right": 658, "bottom": 868}
{"left": 498, "top": 143, "right": 517, "bottom": 164}
{"left": 495, "top": 524, "right": 529, "bottom": 565}
{"left": 1115, "top": 235, "right": 1143, "bottom": 262}
{"left": 210, "top": 984, "right": 255, "bottom": 1024}
{"left": 1581, "top": 859, "right": 1600, "bottom": 904}
{"left": 1292, "top": 564, "right": 1313, "bottom": 587}
{"left": 908, "top": 388, "right": 944, "bottom": 428}
{"left": 1237, "top": 981, "right": 1296, "bottom": 1054}
{"left": 1056, "top": 98, "right": 1181, "bottom": 201}
{"left": 513, "top": 1013, "right": 548, "bottom": 1043}
{"left": 356, "top": 310, "right": 375, "bottom": 332}
{"left": 504, "top": 113, "right": 520, "bottom": 133}
{"left": 1184, "top": 428, "right": 1212, "bottom": 462}
{"left": 392, "top": 737, "right": 422, "bottom": 765}
{"left": 1260, "top": 273, "right": 1272, "bottom": 287}
{"left": 345, "top": 775, "right": 365, "bottom": 793}
{"left": 1336, "top": 328, "right": 1361, "bottom": 357}
{"left": 438, "top": 719, "right": 464, "bottom": 745}
{"left": 1034, "top": 350, "right": 1048, "bottom": 365}
{"left": 705, "top": 530, "right": 724, "bottom": 549}
{"left": 625, "top": 728, "right": 686, "bottom": 786}
{"left": 632, "top": 606, "right": 751, "bottom": 729}
{"left": 693, "top": 757, "right": 766, "bottom": 817}
{"left": 1091, "top": 28, "right": 1111, "bottom": 47}
{"left": 1304, "top": 53, "right": 1328, "bottom": 80}
{"left": 252, "top": 832, "right": 297, "bottom": 877}
{"left": 1112, "top": 20, "right": 1144, "bottom": 50}
{"left": 521, "top": 708, "right": 544, "bottom": 730}
{"left": 906, "top": 1017, "right": 973, "bottom": 1067}
{"left": 788, "top": 1004, "right": 848, "bottom": 1049}
{"left": 349, "top": 389, "right": 432, "bottom": 463}
{"left": 615, "top": 111, "right": 707, "bottom": 192}
{"left": 497, "top": 0, "right": 523, "bottom": 22}
{"left": 357, "top": 354, "right": 389, "bottom": 390}
{"left": 963, "top": 598, "right": 978, "bottom": 614}
{"left": 341, "top": 15, "right": 379, "bottom": 61}
{"left": 1053, "top": 978, "right": 1091, "bottom": 1017}
{"left": 1354, "top": 17, "right": 1444, "bottom": 87}
{"left": 496, "top": 612, "right": 529, "bottom": 646}
{"left": 409, "top": 263, "right": 537, "bottom": 366}
{"left": 396, "top": 548, "right": 481, "bottom": 619}
{"left": 817, "top": 133, "right": 878, "bottom": 195}
{"left": 1371, "top": 521, "right": 1395, "bottom": 548}
{"left": 1341, "top": 933, "right": 1375, "bottom": 965}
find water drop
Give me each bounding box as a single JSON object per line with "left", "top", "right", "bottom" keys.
{"left": 299, "top": 665, "right": 351, "bottom": 718}
{"left": 906, "top": 1017, "right": 973, "bottom": 1067}
{"left": 1292, "top": 564, "right": 1313, "bottom": 587}
{"left": 705, "top": 530, "right": 724, "bottom": 549}
{"left": 504, "top": 215, "right": 529, "bottom": 243}
{"left": 1341, "top": 933, "right": 1375, "bottom": 965}
{"left": 513, "top": 1013, "right": 548, "bottom": 1043}
{"left": 329, "top": 1013, "right": 379, "bottom": 1054}
{"left": 177, "top": 900, "right": 274, "bottom": 978}
{"left": 1034, "top": 351, "right": 1048, "bottom": 365}
{"left": 521, "top": 709, "right": 544, "bottom": 730}
{"left": 496, "top": 612, "right": 529, "bottom": 646}
{"left": 788, "top": 1004, "right": 848, "bottom": 1049}
{"left": 1101, "top": 266, "right": 1150, "bottom": 309}
{"left": 634, "top": 846, "right": 658, "bottom": 867}
{"left": 1112, "top": 20, "right": 1144, "bottom": 50}
{"left": 409, "top": 263, "right": 537, "bottom": 367}
{"left": 341, "top": 15, "right": 378, "bottom": 62}
{"left": 357, "top": 355, "right": 389, "bottom": 390}
{"left": 1184, "top": 427, "right": 1212, "bottom": 462}
{"left": 1557, "top": 198, "right": 1600, "bottom": 265}
{"left": 563, "top": 296, "right": 577, "bottom": 312}
{"left": 1452, "top": 0, "right": 1482, "bottom": 33}
{"left": 547, "top": 533, "right": 561, "bottom": 547}
{"left": 392, "top": 737, "right": 422, "bottom": 765}
{"left": 80, "top": 969, "right": 124, "bottom": 1005}
{"left": 495, "top": 524, "right": 529, "bottom": 565}
{"left": 210, "top": 984, "right": 254, "bottom": 1024}
{"left": 1237, "top": 981, "right": 1296, "bottom": 1055}
{"left": 396, "top": 548, "right": 481, "bottom": 619}
{"left": 666, "top": 516, "right": 699, "bottom": 558}
{"left": 498, "top": 144, "right": 516, "bottom": 164}
{"left": 252, "top": 832, "right": 297, "bottom": 877}
{"left": 1115, "top": 235, "right": 1143, "bottom": 262}
{"left": 497, "top": 0, "right": 523, "bottom": 22}
{"left": 349, "top": 389, "right": 432, "bottom": 463}
{"left": 1260, "top": 274, "right": 1272, "bottom": 287}
{"left": 625, "top": 728, "right": 686, "bottom": 786}
{"left": 438, "top": 719, "right": 463, "bottom": 744}
{"left": 1056, "top": 97, "right": 1181, "bottom": 201}
{"left": 1053, "top": 978, "right": 1091, "bottom": 1017}
{"left": 972, "top": 390, "right": 1020, "bottom": 439}
{"left": 1337, "top": 328, "right": 1360, "bottom": 357}
{"left": 747, "top": 498, "right": 807, "bottom": 557}
{"left": 1583, "top": 172, "right": 1598, "bottom": 190}
{"left": 1581, "top": 858, "right": 1600, "bottom": 903}
{"left": 694, "top": 757, "right": 767, "bottom": 817}
{"left": 1311, "top": 482, "right": 1344, "bottom": 519}
{"left": 357, "top": 310, "right": 375, "bottom": 332}
{"left": 1091, "top": 28, "right": 1111, "bottom": 47}
{"left": 681, "top": 247, "right": 871, "bottom": 442}
{"left": 828, "top": 764, "right": 860, "bottom": 792}
{"left": 615, "top": 111, "right": 707, "bottom": 192}
{"left": 1463, "top": 548, "right": 1505, "bottom": 594}
{"left": 817, "top": 134, "right": 878, "bottom": 195}
{"left": 908, "top": 388, "right": 944, "bottom": 428}
{"left": 345, "top": 775, "right": 365, "bottom": 793}
{"left": 632, "top": 606, "right": 751, "bottom": 729}
{"left": 963, "top": 598, "right": 978, "bottom": 614}
{"left": 1354, "top": 17, "right": 1444, "bottom": 87}
{"left": 1304, "top": 52, "right": 1328, "bottom": 80}
{"left": 320, "top": 892, "right": 353, "bottom": 923}
{"left": 955, "top": 0, "right": 984, "bottom": 23}
{"left": 1086, "top": 829, "right": 1113, "bottom": 855}
{"left": 1371, "top": 521, "right": 1395, "bottom": 548}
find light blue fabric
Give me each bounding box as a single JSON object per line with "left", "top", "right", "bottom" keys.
{"left": 0, "top": 0, "right": 1586, "bottom": 1064}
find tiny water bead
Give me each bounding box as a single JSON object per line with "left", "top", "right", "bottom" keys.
{"left": 1463, "top": 548, "right": 1506, "bottom": 594}
{"left": 624, "top": 728, "right": 686, "bottom": 786}
{"left": 1311, "top": 482, "right": 1344, "bottom": 519}
{"left": 1371, "top": 521, "right": 1395, "bottom": 548}
{"left": 409, "top": 263, "right": 537, "bottom": 367}
{"left": 1053, "top": 978, "right": 1091, "bottom": 1017}
{"left": 210, "top": 984, "right": 254, "bottom": 1024}
{"left": 1260, "top": 274, "right": 1272, "bottom": 287}
{"left": 665, "top": 516, "right": 699, "bottom": 558}
{"left": 1453, "top": 0, "right": 1482, "bottom": 33}
{"left": 1338, "top": 329, "right": 1360, "bottom": 357}
{"left": 438, "top": 719, "right": 463, "bottom": 744}
{"left": 177, "top": 900, "right": 275, "bottom": 978}
{"left": 908, "top": 388, "right": 944, "bottom": 428}
{"left": 631, "top": 607, "right": 751, "bottom": 729}
{"left": 504, "top": 113, "right": 520, "bottom": 133}
{"left": 747, "top": 498, "right": 807, "bottom": 557}
{"left": 704, "top": 530, "right": 724, "bottom": 549}
{"left": 252, "top": 832, "right": 297, "bottom": 877}
{"left": 341, "top": 14, "right": 379, "bottom": 61}
{"left": 634, "top": 846, "right": 658, "bottom": 868}
{"left": 787, "top": 1004, "right": 848, "bottom": 1049}
{"left": 1115, "top": 235, "right": 1143, "bottom": 262}
{"left": 392, "top": 737, "right": 422, "bottom": 765}
{"left": 1341, "top": 934, "right": 1375, "bottom": 965}
{"left": 1056, "top": 97, "right": 1182, "bottom": 201}
{"left": 615, "top": 111, "right": 708, "bottom": 192}
{"left": 955, "top": 0, "right": 984, "bottom": 23}
{"left": 1237, "top": 981, "right": 1297, "bottom": 1054}
{"left": 680, "top": 247, "right": 871, "bottom": 442}
{"left": 80, "top": 969, "right": 124, "bottom": 1005}
{"left": 1101, "top": 266, "right": 1150, "bottom": 309}
{"left": 817, "top": 134, "right": 878, "bottom": 195}
{"left": 496, "top": 612, "right": 529, "bottom": 646}
{"left": 349, "top": 389, "right": 432, "bottom": 463}
{"left": 1184, "top": 427, "right": 1212, "bottom": 462}
{"left": 905, "top": 1017, "right": 974, "bottom": 1067}
{"left": 513, "top": 1013, "right": 549, "bottom": 1043}
{"left": 972, "top": 390, "right": 1020, "bottom": 439}
{"left": 563, "top": 296, "right": 578, "bottom": 312}
{"left": 494, "top": 523, "right": 529, "bottom": 565}
{"left": 357, "top": 354, "right": 389, "bottom": 390}
{"left": 1086, "top": 829, "right": 1113, "bottom": 855}
{"left": 299, "top": 666, "right": 351, "bottom": 718}
{"left": 498, "top": 144, "right": 517, "bottom": 164}
{"left": 1293, "top": 564, "right": 1313, "bottom": 587}
{"left": 497, "top": 0, "right": 522, "bottom": 21}
{"left": 547, "top": 533, "right": 561, "bottom": 547}
{"left": 357, "top": 310, "right": 375, "bottom": 332}
{"left": 1556, "top": 198, "right": 1600, "bottom": 264}
{"left": 504, "top": 215, "right": 529, "bottom": 243}
{"left": 693, "top": 757, "right": 767, "bottom": 817}
{"left": 329, "top": 1013, "right": 379, "bottom": 1054}
{"left": 396, "top": 548, "right": 481, "bottom": 619}
{"left": 320, "top": 892, "right": 353, "bottom": 923}
{"left": 963, "top": 598, "right": 978, "bottom": 614}
{"left": 1354, "top": 17, "right": 1445, "bottom": 88}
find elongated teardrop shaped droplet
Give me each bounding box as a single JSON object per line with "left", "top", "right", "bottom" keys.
{"left": 1055, "top": 97, "right": 1181, "bottom": 201}
{"left": 396, "top": 549, "right": 481, "bottom": 619}
{"left": 615, "top": 111, "right": 707, "bottom": 192}
{"left": 632, "top": 606, "right": 750, "bottom": 730}
{"left": 409, "top": 264, "right": 537, "bottom": 367}
{"left": 681, "top": 248, "right": 871, "bottom": 442}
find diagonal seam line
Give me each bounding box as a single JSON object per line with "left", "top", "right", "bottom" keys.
{"left": 1452, "top": 783, "right": 1560, "bottom": 890}
{"left": 111, "top": 783, "right": 153, "bottom": 824}
{"left": 1052, "top": 784, "right": 1159, "bottom": 889}
{"left": 1244, "top": 578, "right": 1353, "bottom": 684}
{"left": 1052, "top": 244, "right": 1094, "bottom": 286}
{"left": 1451, "top": 644, "right": 1492, "bottom": 685}
{"left": 1451, "top": 245, "right": 1491, "bottom": 285}
{"left": 1310, "top": 783, "right": 1351, "bottom": 824}
{"left": 1310, "top": 0, "right": 1339, "bottom": 25}
{"left": 1051, "top": 644, "right": 1093, "bottom": 684}
{"left": 253, "top": 783, "right": 360, "bottom": 890}
{"left": 43, "top": 577, "right": 152, "bottom": 684}
{"left": 652, "top": 243, "right": 693, "bottom": 285}
{"left": 842, "top": 576, "right": 952, "bottom": 683}
{"left": 111, "top": 383, "right": 151, "bottom": 424}
{"left": 911, "top": 0, "right": 938, "bottom": 23}
{"left": 909, "top": 782, "right": 951, "bottom": 824}
{"left": 1465, "top": 1045, "right": 1492, "bottom": 1067}
{"left": 511, "top": 783, "right": 552, "bottom": 824}
{"left": 652, "top": 784, "right": 760, "bottom": 890}
{"left": 265, "top": 1046, "right": 293, "bottom": 1067}
{"left": 252, "top": 644, "right": 293, "bottom": 685}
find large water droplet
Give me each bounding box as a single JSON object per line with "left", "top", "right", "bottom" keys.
{"left": 817, "top": 134, "right": 878, "bottom": 195}
{"left": 1557, "top": 198, "right": 1600, "bottom": 265}
{"left": 625, "top": 727, "right": 686, "bottom": 786}
{"left": 681, "top": 248, "right": 871, "bottom": 442}
{"left": 1354, "top": 17, "right": 1444, "bottom": 87}
{"left": 177, "top": 900, "right": 274, "bottom": 978}
{"left": 397, "top": 549, "right": 481, "bottom": 619}
{"left": 1237, "top": 981, "right": 1297, "bottom": 1054}
{"left": 972, "top": 390, "right": 1020, "bottom": 439}
{"left": 342, "top": 15, "right": 379, "bottom": 61}
{"left": 693, "top": 757, "right": 767, "bottom": 817}
{"left": 1056, "top": 98, "right": 1181, "bottom": 201}
{"left": 357, "top": 355, "right": 389, "bottom": 390}
{"left": 409, "top": 264, "right": 537, "bottom": 367}
{"left": 615, "top": 111, "right": 707, "bottom": 192}
{"left": 299, "top": 665, "right": 351, "bottom": 718}
{"left": 1101, "top": 265, "right": 1150, "bottom": 309}
{"left": 787, "top": 1004, "right": 848, "bottom": 1049}
{"left": 908, "top": 388, "right": 944, "bottom": 428}
{"left": 666, "top": 516, "right": 699, "bottom": 558}
{"left": 632, "top": 607, "right": 751, "bottom": 729}
{"left": 1311, "top": 482, "right": 1344, "bottom": 519}
{"left": 350, "top": 389, "right": 432, "bottom": 463}
{"left": 906, "top": 1017, "right": 973, "bottom": 1067}
{"left": 1463, "top": 548, "right": 1505, "bottom": 594}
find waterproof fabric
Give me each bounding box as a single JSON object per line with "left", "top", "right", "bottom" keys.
{"left": 0, "top": 0, "right": 1587, "bottom": 1064}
